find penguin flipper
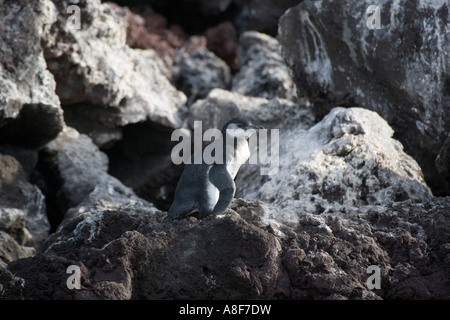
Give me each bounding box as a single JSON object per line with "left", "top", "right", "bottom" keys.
{"left": 208, "top": 165, "right": 236, "bottom": 216}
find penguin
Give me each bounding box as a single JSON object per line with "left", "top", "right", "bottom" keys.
{"left": 167, "top": 118, "right": 263, "bottom": 220}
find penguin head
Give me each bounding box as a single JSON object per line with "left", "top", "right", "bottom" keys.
{"left": 222, "top": 118, "right": 264, "bottom": 140}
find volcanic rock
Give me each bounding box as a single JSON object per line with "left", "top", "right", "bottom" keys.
{"left": 42, "top": 0, "right": 187, "bottom": 146}
{"left": 249, "top": 107, "right": 432, "bottom": 217}
{"left": 232, "top": 31, "right": 297, "bottom": 100}
{"left": 173, "top": 48, "right": 231, "bottom": 105}
{"left": 278, "top": 0, "right": 450, "bottom": 195}
{"left": 0, "top": 0, "right": 63, "bottom": 148}
{"left": 0, "top": 154, "right": 50, "bottom": 248}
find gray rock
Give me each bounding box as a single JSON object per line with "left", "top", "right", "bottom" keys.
{"left": 188, "top": 88, "right": 314, "bottom": 131}
{"left": 232, "top": 31, "right": 297, "bottom": 100}
{"left": 246, "top": 107, "right": 432, "bottom": 218}
{"left": 0, "top": 154, "right": 50, "bottom": 248}
{"left": 278, "top": 0, "right": 450, "bottom": 195}
{"left": 42, "top": 0, "right": 187, "bottom": 146}
{"left": 0, "top": 0, "right": 63, "bottom": 148}
{"left": 41, "top": 126, "right": 156, "bottom": 227}
{"left": 174, "top": 48, "right": 231, "bottom": 105}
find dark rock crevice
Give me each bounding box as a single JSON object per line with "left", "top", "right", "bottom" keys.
{"left": 102, "top": 120, "right": 183, "bottom": 211}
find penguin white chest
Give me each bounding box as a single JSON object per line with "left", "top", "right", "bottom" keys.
{"left": 226, "top": 139, "right": 250, "bottom": 179}
{"left": 206, "top": 179, "right": 220, "bottom": 209}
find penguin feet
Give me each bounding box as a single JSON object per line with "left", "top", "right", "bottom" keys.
{"left": 213, "top": 208, "right": 240, "bottom": 219}
{"left": 165, "top": 208, "right": 239, "bottom": 221}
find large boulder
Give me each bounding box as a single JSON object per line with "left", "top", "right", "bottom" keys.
{"left": 38, "top": 126, "right": 156, "bottom": 229}
{"left": 0, "top": 0, "right": 63, "bottom": 148}
{"left": 281, "top": 196, "right": 450, "bottom": 299}
{"left": 248, "top": 107, "right": 432, "bottom": 217}
{"left": 232, "top": 31, "right": 297, "bottom": 100}
{"left": 188, "top": 88, "right": 314, "bottom": 132}
{"left": 278, "top": 0, "right": 450, "bottom": 195}
{"left": 42, "top": 0, "right": 187, "bottom": 146}
{"left": 173, "top": 48, "right": 231, "bottom": 105}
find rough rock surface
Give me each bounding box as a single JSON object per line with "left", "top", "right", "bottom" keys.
{"left": 0, "top": 154, "right": 50, "bottom": 248}
{"left": 0, "top": 0, "right": 63, "bottom": 148}
{"left": 173, "top": 48, "right": 231, "bottom": 105}
{"left": 248, "top": 107, "right": 432, "bottom": 217}
{"left": 281, "top": 197, "right": 450, "bottom": 299}
{"left": 42, "top": 0, "right": 187, "bottom": 146}
{"left": 39, "top": 126, "right": 155, "bottom": 228}
{"left": 232, "top": 31, "right": 297, "bottom": 100}
{"left": 0, "top": 231, "right": 35, "bottom": 272}
{"left": 278, "top": 0, "right": 450, "bottom": 195}
{"left": 188, "top": 88, "right": 314, "bottom": 132}
{"left": 1, "top": 196, "right": 449, "bottom": 300}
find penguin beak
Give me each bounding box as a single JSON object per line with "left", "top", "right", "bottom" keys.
{"left": 246, "top": 124, "right": 264, "bottom": 130}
